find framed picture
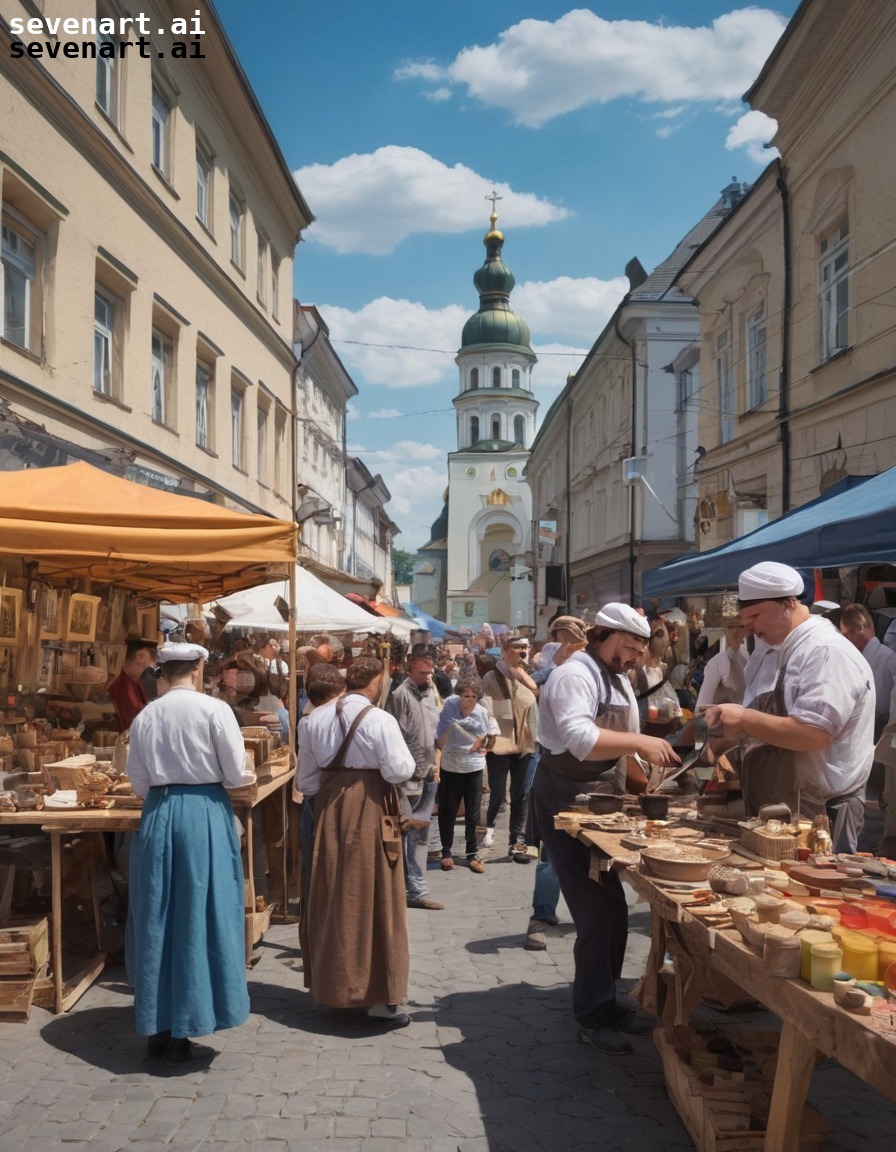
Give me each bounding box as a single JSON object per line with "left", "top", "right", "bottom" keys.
{"left": 65, "top": 593, "right": 102, "bottom": 643}
{"left": 40, "top": 586, "right": 63, "bottom": 640}
{"left": 136, "top": 603, "right": 160, "bottom": 642}
{"left": 0, "top": 588, "right": 23, "bottom": 644}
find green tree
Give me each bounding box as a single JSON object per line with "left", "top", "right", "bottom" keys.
{"left": 392, "top": 548, "right": 415, "bottom": 586}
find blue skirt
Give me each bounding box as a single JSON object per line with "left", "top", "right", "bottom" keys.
{"left": 126, "top": 784, "right": 249, "bottom": 1038}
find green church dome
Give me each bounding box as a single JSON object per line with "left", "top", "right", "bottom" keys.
{"left": 461, "top": 211, "right": 533, "bottom": 353}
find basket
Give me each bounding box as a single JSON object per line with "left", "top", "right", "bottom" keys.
{"left": 63, "top": 665, "right": 108, "bottom": 701}
{"left": 639, "top": 842, "right": 731, "bottom": 882}
{"left": 738, "top": 826, "right": 798, "bottom": 861}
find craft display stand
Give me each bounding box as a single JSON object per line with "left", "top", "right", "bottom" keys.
{"left": 565, "top": 820, "right": 896, "bottom": 1152}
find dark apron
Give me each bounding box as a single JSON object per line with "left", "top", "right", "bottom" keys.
{"left": 733, "top": 673, "right": 800, "bottom": 818}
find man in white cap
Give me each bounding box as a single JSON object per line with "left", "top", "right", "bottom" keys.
{"left": 705, "top": 562, "right": 875, "bottom": 854}
{"left": 533, "top": 603, "right": 680, "bottom": 1054}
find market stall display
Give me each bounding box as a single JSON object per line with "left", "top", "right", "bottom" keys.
{"left": 0, "top": 462, "right": 299, "bottom": 1013}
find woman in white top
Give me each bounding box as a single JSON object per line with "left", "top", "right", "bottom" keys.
{"left": 696, "top": 620, "right": 748, "bottom": 710}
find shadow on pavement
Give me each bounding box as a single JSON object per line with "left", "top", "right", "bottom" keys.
{"left": 431, "top": 982, "right": 686, "bottom": 1152}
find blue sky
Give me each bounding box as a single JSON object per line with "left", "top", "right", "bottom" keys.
{"left": 213, "top": 1, "right": 798, "bottom": 549}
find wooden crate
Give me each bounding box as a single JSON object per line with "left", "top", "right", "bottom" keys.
{"left": 0, "top": 918, "right": 49, "bottom": 977}
{"left": 655, "top": 1027, "right": 831, "bottom": 1152}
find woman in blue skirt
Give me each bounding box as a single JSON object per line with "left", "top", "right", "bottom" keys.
{"left": 126, "top": 641, "right": 255, "bottom": 1066}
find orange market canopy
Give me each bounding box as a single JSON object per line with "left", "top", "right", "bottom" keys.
{"left": 0, "top": 462, "right": 297, "bottom": 599}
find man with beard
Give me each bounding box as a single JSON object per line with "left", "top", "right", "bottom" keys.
{"left": 534, "top": 603, "right": 679, "bottom": 1054}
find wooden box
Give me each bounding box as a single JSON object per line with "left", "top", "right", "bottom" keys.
{"left": 0, "top": 918, "right": 49, "bottom": 978}
{"left": 655, "top": 1027, "right": 830, "bottom": 1152}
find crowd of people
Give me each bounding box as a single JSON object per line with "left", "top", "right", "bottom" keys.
{"left": 120, "top": 559, "right": 896, "bottom": 1065}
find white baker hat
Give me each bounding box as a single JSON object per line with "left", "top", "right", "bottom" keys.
{"left": 592, "top": 602, "right": 651, "bottom": 639}
{"left": 156, "top": 641, "right": 209, "bottom": 663}
{"left": 738, "top": 561, "right": 804, "bottom": 602}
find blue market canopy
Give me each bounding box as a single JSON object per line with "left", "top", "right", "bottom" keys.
{"left": 403, "top": 603, "right": 457, "bottom": 641}
{"left": 642, "top": 472, "right": 887, "bottom": 598}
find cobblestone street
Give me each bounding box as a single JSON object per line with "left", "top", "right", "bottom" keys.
{"left": 1, "top": 815, "right": 895, "bottom": 1152}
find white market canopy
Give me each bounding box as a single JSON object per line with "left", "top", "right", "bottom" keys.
{"left": 207, "top": 565, "right": 416, "bottom": 636}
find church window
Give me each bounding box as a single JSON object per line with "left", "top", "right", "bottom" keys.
{"left": 512, "top": 368, "right": 520, "bottom": 388}
{"left": 470, "top": 367, "right": 479, "bottom": 390}
{"left": 491, "top": 415, "right": 501, "bottom": 440}
{"left": 513, "top": 415, "right": 525, "bottom": 446}
{"left": 492, "top": 367, "right": 501, "bottom": 388}
{"left": 470, "top": 415, "right": 480, "bottom": 445}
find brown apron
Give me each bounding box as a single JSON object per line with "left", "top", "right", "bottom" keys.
{"left": 732, "top": 671, "right": 800, "bottom": 818}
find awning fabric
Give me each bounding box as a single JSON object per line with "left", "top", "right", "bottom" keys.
{"left": 211, "top": 567, "right": 412, "bottom": 635}
{"left": 0, "top": 462, "right": 296, "bottom": 599}
{"left": 642, "top": 472, "right": 885, "bottom": 598}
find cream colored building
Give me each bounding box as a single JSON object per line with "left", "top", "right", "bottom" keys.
{"left": 0, "top": 0, "right": 312, "bottom": 515}
{"left": 679, "top": 0, "right": 896, "bottom": 548}
{"left": 526, "top": 192, "right": 738, "bottom": 631}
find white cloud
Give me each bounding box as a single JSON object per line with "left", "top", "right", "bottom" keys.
{"left": 397, "top": 9, "right": 788, "bottom": 127}
{"left": 369, "top": 408, "right": 403, "bottom": 419}
{"left": 379, "top": 464, "right": 448, "bottom": 539}
{"left": 425, "top": 87, "right": 453, "bottom": 103}
{"left": 363, "top": 441, "right": 445, "bottom": 463}
{"left": 293, "top": 147, "right": 568, "bottom": 254}
{"left": 319, "top": 273, "right": 627, "bottom": 391}
{"left": 656, "top": 123, "right": 683, "bottom": 139}
{"left": 725, "top": 109, "right": 778, "bottom": 164}
{"left": 346, "top": 402, "right": 361, "bottom": 421}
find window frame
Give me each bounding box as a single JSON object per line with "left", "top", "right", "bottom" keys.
{"left": 195, "top": 138, "right": 213, "bottom": 230}
{"left": 1, "top": 211, "right": 40, "bottom": 353}
{"left": 256, "top": 228, "right": 268, "bottom": 308}
{"left": 229, "top": 187, "right": 245, "bottom": 272}
{"left": 195, "top": 361, "right": 213, "bottom": 450}
{"left": 819, "top": 219, "right": 849, "bottom": 361}
{"left": 150, "top": 328, "right": 173, "bottom": 426}
{"left": 513, "top": 414, "right": 525, "bottom": 446}
{"left": 151, "top": 84, "right": 171, "bottom": 177}
{"left": 492, "top": 366, "right": 501, "bottom": 388}
{"left": 231, "top": 382, "right": 246, "bottom": 471}
{"left": 96, "top": 31, "right": 119, "bottom": 122}
{"left": 256, "top": 398, "right": 269, "bottom": 485}
{"left": 470, "top": 414, "right": 480, "bottom": 445}
{"left": 270, "top": 253, "right": 280, "bottom": 321}
{"left": 747, "top": 306, "right": 767, "bottom": 409}
{"left": 93, "top": 289, "right": 115, "bottom": 396}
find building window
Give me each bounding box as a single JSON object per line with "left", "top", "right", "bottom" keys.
{"left": 491, "top": 415, "right": 501, "bottom": 440}
{"left": 470, "top": 415, "right": 479, "bottom": 445}
{"left": 747, "top": 306, "right": 767, "bottom": 408}
{"left": 512, "top": 368, "right": 520, "bottom": 388}
{"left": 196, "top": 363, "right": 212, "bottom": 449}
{"left": 513, "top": 414, "right": 525, "bottom": 446}
{"left": 94, "top": 291, "right": 114, "bottom": 395}
{"left": 470, "top": 368, "right": 479, "bottom": 390}
{"left": 256, "top": 230, "right": 268, "bottom": 307}
{"left": 677, "top": 369, "right": 694, "bottom": 409}
{"left": 271, "top": 254, "right": 280, "bottom": 320}
{"left": 96, "top": 30, "right": 120, "bottom": 122}
{"left": 1, "top": 216, "right": 38, "bottom": 351}
{"left": 151, "top": 86, "right": 171, "bottom": 176}
{"left": 716, "top": 329, "right": 735, "bottom": 444}
{"left": 231, "top": 385, "right": 245, "bottom": 470}
{"left": 229, "top": 188, "right": 245, "bottom": 270}
{"left": 150, "top": 330, "right": 172, "bottom": 425}
{"left": 819, "top": 220, "right": 849, "bottom": 360}
{"left": 195, "top": 142, "right": 212, "bottom": 229}
{"left": 257, "top": 401, "right": 269, "bottom": 485}
{"left": 492, "top": 367, "right": 501, "bottom": 388}
{"left": 274, "top": 406, "right": 287, "bottom": 494}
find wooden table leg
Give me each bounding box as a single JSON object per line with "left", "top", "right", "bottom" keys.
{"left": 763, "top": 1020, "right": 817, "bottom": 1152}
{"left": 51, "top": 832, "right": 63, "bottom": 1013}
{"left": 244, "top": 808, "right": 255, "bottom": 965}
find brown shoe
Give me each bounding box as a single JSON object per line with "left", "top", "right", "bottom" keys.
{"left": 468, "top": 856, "right": 485, "bottom": 873}
{"left": 440, "top": 856, "right": 454, "bottom": 871}
{"left": 407, "top": 896, "right": 445, "bottom": 910}
{"left": 524, "top": 918, "right": 548, "bottom": 950}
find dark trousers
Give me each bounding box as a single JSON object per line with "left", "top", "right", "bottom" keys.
{"left": 533, "top": 766, "right": 628, "bottom": 1027}
{"left": 485, "top": 751, "right": 535, "bottom": 848}
{"left": 438, "top": 769, "right": 483, "bottom": 858}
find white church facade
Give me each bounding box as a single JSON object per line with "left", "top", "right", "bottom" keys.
{"left": 414, "top": 203, "right": 538, "bottom": 632}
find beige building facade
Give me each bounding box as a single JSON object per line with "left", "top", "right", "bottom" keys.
{"left": 1, "top": 0, "right": 312, "bottom": 515}
{"left": 680, "top": 0, "right": 896, "bottom": 549}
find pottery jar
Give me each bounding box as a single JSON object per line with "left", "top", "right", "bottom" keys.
{"left": 810, "top": 942, "right": 844, "bottom": 992}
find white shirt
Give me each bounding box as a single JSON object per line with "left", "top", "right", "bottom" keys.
{"left": 859, "top": 637, "right": 896, "bottom": 726}
{"left": 742, "top": 637, "right": 779, "bottom": 707}
{"left": 695, "top": 647, "right": 747, "bottom": 711}
{"left": 297, "top": 693, "right": 416, "bottom": 797}
{"left": 776, "top": 616, "right": 875, "bottom": 801}
{"left": 127, "top": 687, "right": 253, "bottom": 798}
{"left": 538, "top": 650, "right": 638, "bottom": 760}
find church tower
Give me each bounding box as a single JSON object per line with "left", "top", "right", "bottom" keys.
{"left": 444, "top": 195, "right": 538, "bottom": 631}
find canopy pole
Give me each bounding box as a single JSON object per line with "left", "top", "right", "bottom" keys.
{"left": 288, "top": 565, "right": 297, "bottom": 751}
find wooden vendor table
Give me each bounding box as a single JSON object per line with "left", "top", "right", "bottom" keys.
{"left": 0, "top": 769, "right": 295, "bottom": 1013}
{"left": 568, "top": 820, "right": 896, "bottom": 1152}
